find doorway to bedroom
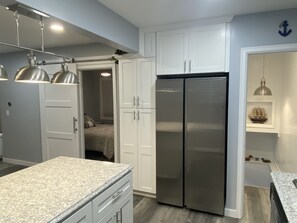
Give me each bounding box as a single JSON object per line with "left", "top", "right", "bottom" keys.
{"left": 81, "top": 68, "right": 115, "bottom": 162}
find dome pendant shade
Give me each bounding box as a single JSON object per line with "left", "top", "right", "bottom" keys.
{"left": 14, "top": 53, "right": 50, "bottom": 83}
{"left": 51, "top": 64, "right": 79, "bottom": 85}
{"left": 0, "top": 65, "right": 9, "bottom": 81}
{"left": 254, "top": 77, "right": 272, "bottom": 96}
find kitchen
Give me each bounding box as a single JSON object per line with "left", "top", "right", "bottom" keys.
{"left": 1, "top": 0, "right": 297, "bottom": 222}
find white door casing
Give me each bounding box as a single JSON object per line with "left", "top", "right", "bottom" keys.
{"left": 39, "top": 64, "right": 80, "bottom": 161}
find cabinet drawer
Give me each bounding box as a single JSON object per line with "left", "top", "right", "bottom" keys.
{"left": 63, "top": 202, "right": 92, "bottom": 223}
{"left": 93, "top": 173, "right": 132, "bottom": 222}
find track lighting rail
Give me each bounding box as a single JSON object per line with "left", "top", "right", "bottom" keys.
{"left": 0, "top": 41, "right": 73, "bottom": 61}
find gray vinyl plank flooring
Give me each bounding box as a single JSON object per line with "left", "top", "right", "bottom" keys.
{"left": 133, "top": 186, "right": 270, "bottom": 223}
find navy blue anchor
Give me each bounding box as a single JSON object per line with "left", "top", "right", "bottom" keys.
{"left": 278, "top": 20, "right": 292, "bottom": 37}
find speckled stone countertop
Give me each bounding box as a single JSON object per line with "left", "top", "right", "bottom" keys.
{"left": 271, "top": 172, "right": 297, "bottom": 223}
{"left": 0, "top": 156, "right": 132, "bottom": 223}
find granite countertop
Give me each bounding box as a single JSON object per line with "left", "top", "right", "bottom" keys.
{"left": 271, "top": 172, "right": 297, "bottom": 223}
{"left": 0, "top": 156, "right": 132, "bottom": 223}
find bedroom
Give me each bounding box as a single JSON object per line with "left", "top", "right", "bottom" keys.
{"left": 82, "top": 69, "right": 115, "bottom": 162}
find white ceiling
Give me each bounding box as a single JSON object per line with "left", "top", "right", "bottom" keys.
{"left": 0, "top": 6, "right": 102, "bottom": 54}
{"left": 97, "top": 0, "right": 297, "bottom": 28}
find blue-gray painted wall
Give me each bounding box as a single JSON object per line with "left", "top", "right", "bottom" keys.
{"left": 16, "top": 0, "right": 139, "bottom": 52}
{"left": 227, "top": 8, "right": 297, "bottom": 210}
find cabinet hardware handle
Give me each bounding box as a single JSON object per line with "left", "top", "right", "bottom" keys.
{"left": 184, "top": 60, "right": 186, "bottom": 73}
{"left": 137, "top": 96, "right": 140, "bottom": 107}
{"left": 189, "top": 60, "right": 191, "bottom": 72}
{"left": 138, "top": 111, "right": 140, "bottom": 120}
{"left": 133, "top": 111, "right": 136, "bottom": 120}
{"left": 116, "top": 211, "right": 122, "bottom": 223}
{"left": 73, "top": 117, "right": 78, "bottom": 133}
{"left": 133, "top": 96, "right": 136, "bottom": 106}
{"left": 112, "top": 189, "right": 124, "bottom": 201}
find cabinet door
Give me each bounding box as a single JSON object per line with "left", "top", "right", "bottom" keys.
{"left": 119, "top": 60, "right": 137, "bottom": 108}
{"left": 117, "top": 192, "right": 133, "bottom": 223}
{"left": 137, "top": 109, "right": 156, "bottom": 194}
{"left": 63, "top": 202, "right": 92, "bottom": 223}
{"left": 189, "top": 24, "right": 226, "bottom": 73}
{"left": 157, "top": 29, "right": 188, "bottom": 75}
{"left": 120, "top": 109, "right": 138, "bottom": 190}
{"left": 137, "top": 59, "right": 156, "bottom": 109}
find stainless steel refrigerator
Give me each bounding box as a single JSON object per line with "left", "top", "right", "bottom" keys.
{"left": 156, "top": 75, "right": 227, "bottom": 215}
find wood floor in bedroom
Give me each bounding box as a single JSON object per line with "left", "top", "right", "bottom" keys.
{"left": 0, "top": 160, "right": 270, "bottom": 223}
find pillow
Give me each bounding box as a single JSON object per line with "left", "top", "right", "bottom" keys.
{"left": 84, "top": 115, "right": 96, "bottom": 128}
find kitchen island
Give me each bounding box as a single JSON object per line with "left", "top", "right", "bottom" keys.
{"left": 271, "top": 172, "right": 297, "bottom": 223}
{"left": 0, "top": 156, "right": 133, "bottom": 223}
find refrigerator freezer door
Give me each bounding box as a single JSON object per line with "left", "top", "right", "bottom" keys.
{"left": 185, "top": 77, "right": 227, "bottom": 215}
{"left": 156, "top": 79, "right": 184, "bottom": 207}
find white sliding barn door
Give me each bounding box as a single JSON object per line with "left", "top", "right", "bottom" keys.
{"left": 39, "top": 64, "right": 81, "bottom": 161}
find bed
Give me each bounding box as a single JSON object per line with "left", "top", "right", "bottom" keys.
{"left": 84, "top": 123, "right": 114, "bottom": 160}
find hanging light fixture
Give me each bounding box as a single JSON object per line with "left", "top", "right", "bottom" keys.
{"left": 254, "top": 54, "right": 272, "bottom": 96}
{"left": 0, "top": 65, "right": 9, "bottom": 81}
{"left": 51, "top": 63, "right": 79, "bottom": 85}
{"left": 14, "top": 52, "right": 50, "bottom": 83}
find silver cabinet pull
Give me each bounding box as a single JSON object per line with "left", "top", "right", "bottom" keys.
{"left": 73, "top": 117, "right": 78, "bottom": 133}
{"left": 137, "top": 96, "right": 140, "bottom": 107}
{"left": 138, "top": 111, "right": 140, "bottom": 120}
{"left": 116, "top": 211, "right": 122, "bottom": 223}
{"left": 112, "top": 189, "right": 124, "bottom": 201}
{"left": 189, "top": 60, "right": 191, "bottom": 73}
{"left": 133, "top": 111, "right": 136, "bottom": 120}
{"left": 184, "top": 60, "right": 186, "bottom": 73}
{"left": 133, "top": 96, "right": 136, "bottom": 107}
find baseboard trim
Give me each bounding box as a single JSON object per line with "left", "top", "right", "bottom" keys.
{"left": 133, "top": 190, "right": 156, "bottom": 198}
{"left": 224, "top": 208, "right": 240, "bottom": 218}
{"left": 3, "top": 158, "right": 37, "bottom": 167}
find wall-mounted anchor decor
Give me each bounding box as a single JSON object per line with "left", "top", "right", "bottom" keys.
{"left": 278, "top": 20, "right": 292, "bottom": 37}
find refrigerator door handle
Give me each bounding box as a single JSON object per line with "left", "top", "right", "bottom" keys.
{"left": 189, "top": 60, "right": 191, "bottom": 73}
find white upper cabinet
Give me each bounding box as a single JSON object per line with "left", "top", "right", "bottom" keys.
{"left": 119, "top": 58, "right": 156, "bottom": 109}
{"left": 189, "top": 24, "right": 226, "bottom": 73}
{"left": 156, "top": 24, "right": 227, "bottom": 75}
{"left": 157, "top": 29, "right": 188, "bottom": 75}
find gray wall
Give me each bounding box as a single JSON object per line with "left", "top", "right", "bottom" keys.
{"left": 228, "top": 8, "right": 297, "bottom": 210}
{"left": 17, "top": 0, "right": 139, "bottom": 52}
{"left": 0, "top": 43, "right": 116, "bottom": 163}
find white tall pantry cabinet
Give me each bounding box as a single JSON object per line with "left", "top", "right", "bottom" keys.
{"left": 119, "top": 58, "right": 156, "bottom": 194}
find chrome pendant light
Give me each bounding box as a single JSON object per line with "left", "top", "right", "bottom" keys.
{"left": 0, "top": 65, "right": 9, "bottom": 81}
{"left": 254, "top": 55, "right": 272, "bottom": 96}
{"left": 51, "top": 64, "right": 79, "bottom": 85}
{"left": 14, "top": 52, "right": 50, "bottom": 83}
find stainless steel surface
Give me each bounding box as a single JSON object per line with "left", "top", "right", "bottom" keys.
{"left": 51, "top": 64, "right": 79, "bottom": 85}
{"left": 0, "top": 65, "right": 9, "bottom": 80}
{"left": 184, "top": 77, "right": 227, "bottom": 215}
{"left": 0, "top": 41, "right": 73, "bottom": 60}
{"left": 156, "top": 79, "right": 184, "bottom": 207}
{"left": 14, "top": 53, "right": 50, "bottom": 83}
{"left": 73, "top": 117, "right": 78, "bottom": 133}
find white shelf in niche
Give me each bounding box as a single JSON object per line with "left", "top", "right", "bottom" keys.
{"left": 246, "top": 97, "right": 279, "bottom": 134}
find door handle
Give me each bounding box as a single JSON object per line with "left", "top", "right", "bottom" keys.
{"left": 189, "top": 60, "right": 191, "bottom": 73}
{"left": 138, "top": 111, "right": 140, "bottom": 120}
{"left": 116, "top": 211, "right": 122, "bottom": 223}
{"left": 133, "top": 96, "right": 136, "bottom": 107}
{"left": 184, "top": 60, "right": 186, "bottom": 73}
{"left": 137, "top": 96, "right": 140, "bottom": 107}
{"left": 73, "top": 117, "right": 78, "bottom": 133}
{"left": 133, "top": 111, "right": 136, "bottom": 120}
